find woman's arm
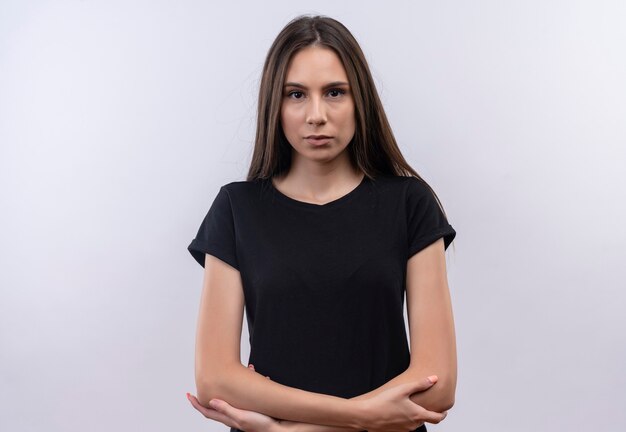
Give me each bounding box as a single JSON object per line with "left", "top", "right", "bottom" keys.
{"left": 196, "top": 254, "right": 361, "bottom": 428}
{"left": 276, "top": 238, "right": 457, "bottom": 432}
{"left": 404, "top": 237, "right": 457, "bottom": 410}
{"left": 188, "top": 375, "right": 445, "bottom": 432}
{"left": 197, "top": 254, "right": 434, "bottom": 430}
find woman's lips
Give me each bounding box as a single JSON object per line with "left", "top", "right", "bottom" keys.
{"left": 305, "top": 137, "right": 332, "bottom": 146}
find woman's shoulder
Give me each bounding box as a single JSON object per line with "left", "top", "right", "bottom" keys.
{"left": 220, "top": 178, "right": 267, "bottom": 192}
{"left": 219, "top": 178, "right": 272, "bottom": 205}
{"left": 371, "top": 174, "right": 429, "bottom": 194}
{"left": 372, "top": 173, "right": 420, "bottom": 183}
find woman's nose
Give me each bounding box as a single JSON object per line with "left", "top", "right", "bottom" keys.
{"left": 306, "top": 96, "right": 327, "bottom": 125}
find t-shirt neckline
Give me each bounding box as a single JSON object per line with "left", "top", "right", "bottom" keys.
{"left": 268, "top": 174, "right": 368, "bottom": 210}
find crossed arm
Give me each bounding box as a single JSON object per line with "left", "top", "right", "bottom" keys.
{"left": 191, "top": 364, "right": 447, "bottom": 432}
{"left": 194, "top": 238, "right": 456, "bottom": 429}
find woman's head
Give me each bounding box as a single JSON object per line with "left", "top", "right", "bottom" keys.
{"left": 247, "top": 14, "right": 420, "bottom": 181}
{"left": 280, "top": 44, "right": 356, "bottom": 172}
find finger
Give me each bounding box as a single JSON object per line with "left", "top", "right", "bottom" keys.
{"left": 249, "top": 363, "right": 270, "bottom": 379}
{"left": 417, "top": 407, "right": 448, "bottom": 425}
{"left": 249, "top": 363, "right": 269, "bottom": 379}
{"left": 187, "top": 394, "right": 241, "bottom": 429}
{"left": 187, "top": 393, "right": 209, "bottom": 415}
{"left": 209, "top": 398, "right": 244, "bottom": 424}
{"left": 187, "top": 393, "right": 218, "bottom": 418}
{"left": 398, "top": 376, "right": 438, "bottom": 396}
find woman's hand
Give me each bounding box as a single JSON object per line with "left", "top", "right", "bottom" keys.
{"left": 187, "top": 364, "right": 287, "bottom": 432}
{"left": 187, "top": 393, "right": 284, "bottom": 432}
{"left": 356, "top": 376, "right": 448, "bottom": 432}
{"left": 186, "top": 366, "right": 447, "bottom": 432}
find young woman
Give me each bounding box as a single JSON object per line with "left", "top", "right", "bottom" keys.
{"left": 186, "top": 14, "right": 457, "bottom": 432}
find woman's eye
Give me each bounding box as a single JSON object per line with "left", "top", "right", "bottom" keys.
{"left": 288, "top": 91, "right": 304, "bottom": 99}
{"left": 286, "top": 89, "right": 346, "bottom": 99}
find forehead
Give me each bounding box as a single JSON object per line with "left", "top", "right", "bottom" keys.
{"left": 284, "top": 46, "right": 348, "bottom": 83}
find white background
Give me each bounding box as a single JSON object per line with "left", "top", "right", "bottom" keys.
{"left": 1, "top": 1, "right": 625, "bottom": 431}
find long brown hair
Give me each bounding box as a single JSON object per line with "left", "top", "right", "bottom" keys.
{"left": 246, "top": 14, "right": 453, "bottom": 226}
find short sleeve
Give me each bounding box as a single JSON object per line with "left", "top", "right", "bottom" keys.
{"left": 187, "top": 186, "right": 240, "bottom": 270}
{"left": 406, "top": 178, "right": 457, "bottom": 258}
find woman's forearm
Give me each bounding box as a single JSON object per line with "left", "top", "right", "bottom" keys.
{"left": 355, "top": 364, "right": 455, "bottom": 413}
{"left": 197, "top": 363, "right": 364, "bottom": 429}
{"left": 278, "top": 365, "right": 454, "bottom": 432}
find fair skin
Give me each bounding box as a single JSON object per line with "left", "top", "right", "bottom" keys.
{"left": 187, "top": 365, "right": 442, "bottom": 432}
{"left": 272, "top": 44, "right": 362, "bottom": 202}
{"left": 188, "top": 45, "right": 457, "bottom": 431}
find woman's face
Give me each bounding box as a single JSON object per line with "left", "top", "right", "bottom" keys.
{"left": 280, "top": 45, "right": 356, "bottom": 166}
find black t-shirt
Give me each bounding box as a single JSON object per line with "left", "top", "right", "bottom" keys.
{"left": 188, "top": 174, "right": 456, "bottom": 432}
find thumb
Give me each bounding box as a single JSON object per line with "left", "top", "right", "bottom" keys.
{"left": 208, "top": 399, "right": 247, "bottom": 427}
{"left": 397, "top": 375, "right": 438, "bottom": 396}
{"left": 209, "top": 399, "right": 236, "bottom": 416}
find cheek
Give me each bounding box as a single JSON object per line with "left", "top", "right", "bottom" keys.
{"left": 341, "top": 107, "right": 356, "bottom": 131}
{"left": 281, "top": 108, "right": 299, "bottom": 132}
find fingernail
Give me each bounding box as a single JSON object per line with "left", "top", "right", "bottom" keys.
{"left": 209, "top": 399, "right": 217, "bottom": 408}
{"left": 427, "top": 375, "right": 438, "bottom": 383}
{"left": 186, "top": 392, "right": 191, "bottom": 400}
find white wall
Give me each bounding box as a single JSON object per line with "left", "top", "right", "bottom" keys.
{"left": 1, "top": 1, "right": 624, "bottom": 431}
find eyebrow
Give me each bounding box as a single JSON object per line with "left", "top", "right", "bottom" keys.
{"left": 283, "top": 81, "right": 349, "bottom": 89}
